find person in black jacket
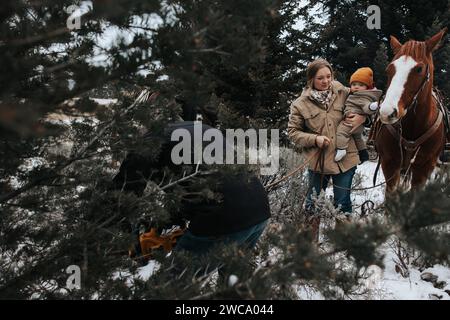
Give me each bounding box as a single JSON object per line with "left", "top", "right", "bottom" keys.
{"left": 111, "top": 120, "right": 271, "bottom": 255}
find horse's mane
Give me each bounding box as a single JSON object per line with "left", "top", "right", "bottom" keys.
{"left": 397, "top": 40, "right": 428, "bottom": 59}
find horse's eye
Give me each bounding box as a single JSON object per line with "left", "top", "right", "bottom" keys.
{"left": 416, "top": 66, "right": 423, "bottom": 73}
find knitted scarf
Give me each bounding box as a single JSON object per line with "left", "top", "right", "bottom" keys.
{"left": 310, "top": 87, "right": 333, "bottom": 107}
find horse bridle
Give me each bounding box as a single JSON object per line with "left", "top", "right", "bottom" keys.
{"left": 383, "top": 63, "right": 435, "bottom": 146}
{"left": 378, "top": 64, "right": 430, "bottom": 119}
{"left": 405, "top": 64, "right": 430, "bottom": 115}
{"left": 373, "top": 63, "right": 441, "bottom": 183}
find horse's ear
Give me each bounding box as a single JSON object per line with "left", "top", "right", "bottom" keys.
{"left": 426, "top": 27, "right": 448, "bottom": 54}
{"left": 390, "top": 35, "right": 402, "bottom": 54}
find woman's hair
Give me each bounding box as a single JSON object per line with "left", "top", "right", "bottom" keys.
{"left": 306, "top": 58, "right": 334, "bottom": 88}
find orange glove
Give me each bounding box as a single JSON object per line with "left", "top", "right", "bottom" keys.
{"left": 139, "top": 227, "right": 185, "bottom": 258}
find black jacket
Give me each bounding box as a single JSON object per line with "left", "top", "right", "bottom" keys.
{"left": 112, "top": 121, "right": 271, "bottom": 236}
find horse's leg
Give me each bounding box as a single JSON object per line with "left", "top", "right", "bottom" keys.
{"left": 411, "top": 128, "right": 445, "bottom": 188}
{"left": 379, "top": 152, "right": 401, "bottom": 193}
{"left": 381, "top": 159, "right": 401, "bottom": 193}
{"left": 411, "top": 150, "right": 440, "bottom": 188}
{"left": 410, "top": 165, "right": 434, "bottom": 188}
{"left": 376, "top": 127, "right": 402, "bottom": 194}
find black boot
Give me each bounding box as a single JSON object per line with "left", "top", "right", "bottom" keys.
{"left": 358, "top": 149, "right": 369, "bottom": 164}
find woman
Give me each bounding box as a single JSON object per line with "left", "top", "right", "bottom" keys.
{"left": 287, "top": 59, "right": 366, "bottom": 217}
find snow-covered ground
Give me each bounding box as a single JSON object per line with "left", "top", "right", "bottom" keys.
{"left": 311, "top": 160, "right": 450, "bottom": 300}
{"left": 130, "top": 160, "right": 449, "bottom": 300}
{"left": 356, "top": 162, "right": 449, "bottom": 300}
{"left": 375, "top": 246, "right": 450, "bottom": 300}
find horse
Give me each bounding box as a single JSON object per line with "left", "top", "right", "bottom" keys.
{"left": 375, "top": 28, "right": 448, "bottom": 192}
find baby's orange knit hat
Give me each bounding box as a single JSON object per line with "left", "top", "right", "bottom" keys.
{"left": 350, "top": 67, "right": 374, "bottom": 89}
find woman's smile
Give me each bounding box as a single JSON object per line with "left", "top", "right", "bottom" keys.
{"left": 313, "top": 67, "right": 332, "bottom": 90}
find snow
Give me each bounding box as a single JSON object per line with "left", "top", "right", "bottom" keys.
{"left": 137, "top": 260, "right": 160, "bottom": 281}
{"left": 112, "top": 260, "right": 160, "bottom": 286}
{"left": 356, "top": 242, "right": 450, "bottom": 300}
{"left": 355, "top": 162, "right": 450, "bottom": 300}
{"left": 299, "top": 160, "right": 450, "bottom": 300}
{"left": 90, "top": 98, "right": 118, "bottom": 105}
{"left": 126, "top": 158, "right": 449, "bottom": 300}
{"left": 228, "top": 275, "right": 239, "bottom": 287}
{"left": 324, "top": 160, "right": 385, "bottom": 216}
{"left": 296, "top": 285, "right": 326, "bottom": 300}
{"left": 353, "top": 161, "right": 385, "bottom": 208}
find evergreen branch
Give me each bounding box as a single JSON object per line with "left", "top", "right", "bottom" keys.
{"left": 0, "top": 90, "right": 158, "bottom": 204}
{"left": 123, "top": 24, "right": 159, "bottom": 33}
{"left": 5, "top": 10, "right": 96, "bottom": 47}
{"left": 43, "top": 58, "right": 77, "bottom": 74}
{"left": 0, "top": 171, "right": 59, "bottom": 204}
{"left": 160, "top": 162, "right": 201, "bottom": 191}
{"left": 187, "top": 46, "right": 232, "bottom": 56}
{"left": 132, "top": 163, "right": 216, "bottom": 208}
{"left": 6, "top": 27, "right": 71, "bottom": 47}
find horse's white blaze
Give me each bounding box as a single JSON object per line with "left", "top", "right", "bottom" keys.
{"left": 380, "top": 55, "right": 418, "bottom": 120}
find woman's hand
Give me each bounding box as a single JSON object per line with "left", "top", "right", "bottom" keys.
{"left": 315, "top": 135, "right": 331, "bottom": 149}
{"left": 344, "top": 113, "right": 366, "bottom": 133}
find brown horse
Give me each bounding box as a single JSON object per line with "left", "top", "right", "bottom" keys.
{"left": 375, "top": 28, "right": 448, "bottom": 192}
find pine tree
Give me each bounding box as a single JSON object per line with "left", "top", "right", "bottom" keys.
{"left": 0, "top": 0, "right": 174, "bottom": 298}
{"left": 1, "top": 0, "right": 449, "bottom": 300}
{"left": 298, "top": 0, "right": 450, "bottom": 96}
{"left": 372, "top": 43, "right": 389, "bottom": 90}
{"left": 426, "top": 16, "right": 450, "bottom": 101}
{"left": 147, "top": 0, "right": 310, "bottom": 143}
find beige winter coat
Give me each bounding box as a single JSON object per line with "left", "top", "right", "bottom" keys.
{"left": 335, "top": 88, "right": 383, "bottom": 150}
{"left": 287, "top": 81, "right": 360, "bottom": 174}
{"left": 343, "top": 89, "right": 383, "bottom": 115}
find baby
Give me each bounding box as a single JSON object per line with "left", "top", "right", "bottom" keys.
{"left": 335, "top": 67, "right": 383, "bottom": 163}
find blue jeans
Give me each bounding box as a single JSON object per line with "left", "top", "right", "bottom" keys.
{"left": 176, "top": 219, "right": 269, "bottom": 255}
{"left": 305, "top": 166, "right": 356, "bottom": 214}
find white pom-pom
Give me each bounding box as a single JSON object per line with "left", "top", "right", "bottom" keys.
{"left": 369, "top": 101, "right": 379, "bottom": 111}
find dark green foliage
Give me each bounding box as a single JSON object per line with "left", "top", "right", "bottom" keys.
{"left": 300, "top": 0, "right": 449, "bottom": 94}
{"left": 385, "top": 173, "right": 450, "bottom": 265}
{"left": 1, "top": 0, "right": 449, "bottom": 300}
{"left": 327, "top": 220, "right": 390, "bottom": 268}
